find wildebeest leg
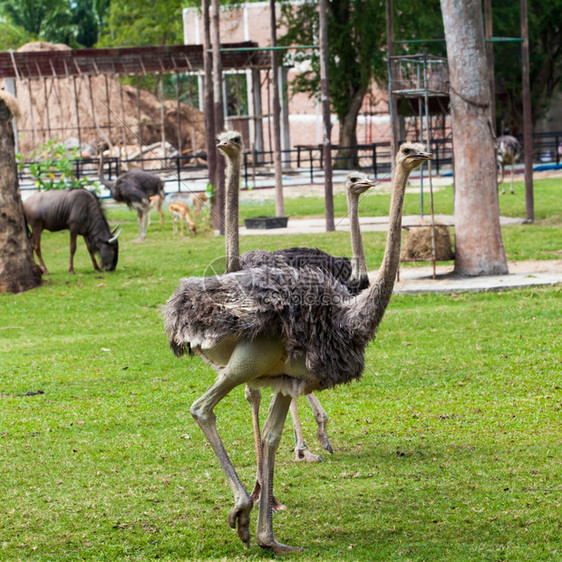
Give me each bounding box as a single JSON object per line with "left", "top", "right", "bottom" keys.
{"left": 31, "top": 228, "right": 49, "bottom": 274}
{"left": 68, "top": 231, "right": 78, "bottom": 274}
{"left": 83, "top": 236, "right": 101, "bottom": 272}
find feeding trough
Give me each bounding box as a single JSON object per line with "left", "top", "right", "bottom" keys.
{"left": 400, "top": 224, "right": 454, "bottom": 262}
{"left": 244, "top": 216, "right": 289, "bottom": 229}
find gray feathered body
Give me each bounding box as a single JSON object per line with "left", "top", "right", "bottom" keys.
{"left": 105, "top": 170, "right": 165, "bottom": 209}
{"left": 240, "top": 247, "right": 369, "bottom": 296}
{"left": 164, "top": 266, "right": 380, "bottom": 390}
{"left": 496, "top": 135, "right": 521, "bottom": 166}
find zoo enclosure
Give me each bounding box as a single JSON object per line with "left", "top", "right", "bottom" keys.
{"left": 16, "top": 131, "right": 560, "bottom": 194}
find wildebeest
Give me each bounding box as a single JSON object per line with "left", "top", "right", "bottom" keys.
{"left": 23, "top": 188, "right": 120, "bottom": 275}
{"left": 98, "top": 148, "right": 165, "bottom": 241}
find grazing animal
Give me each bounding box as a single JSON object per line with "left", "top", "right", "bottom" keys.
{"left": 169, "top": 201, "right": 197, "bottom": 236}
{"left": 496, "top": 135, "right": 520, "bottom": 194}
{"left": 98, "top": 148, "right": 165, "bottom": 241}
{"left": 164, "top": 142, "right": 432, "bottom": 552}
{"left": 192, "top": 192, "right": 208, "bottom": 220}
{"left": 149, "top": 194, "right": 165, "bottom": 225}
{"left": 23, "top": 189, "right": 120, "bottom": 275}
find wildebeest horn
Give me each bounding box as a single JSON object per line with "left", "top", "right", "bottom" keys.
{"left": 108, "top": 227, "right": 122, "bottom": 244}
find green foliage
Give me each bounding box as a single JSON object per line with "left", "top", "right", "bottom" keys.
{"left": 0, "top": 201, "right": 560, "bottom": 559}
{"left": 0, "top": 0, "right": 109, "bottom": 48}
{"left": 0, "top": 19, "right": 35, "bottom": 50}
{"left": 96, "top": 0, "right": 190, "bottom": 47}
{"left": 17, "top": 139, "right": 94, "bottom": 191}
{"left": 492, "top": 0, "right": 562, "bottom": 132}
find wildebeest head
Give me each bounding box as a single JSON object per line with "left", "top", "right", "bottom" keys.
{"left": 98, "top": 226, "right": 121, "bottom": 271}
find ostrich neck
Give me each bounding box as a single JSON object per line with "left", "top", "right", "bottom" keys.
{"left": 224, "top": 156, "right": 241, "bottom": 273}
{"left": 347, "top": 190, "right": 367, "bottom": 280}
{"left": 98, "top": 151, "right": 116, "bottom": 190}
{"left": 354, "top": 164, "right": 409, "bottom": 331}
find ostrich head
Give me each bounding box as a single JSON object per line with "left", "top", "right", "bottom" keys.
{"left": 217, "top": 130, "right": 244, "bottom": 158}
{"left": 346, "top": 171, "right": 376, "bottom": 197}
{"left": 395, "top": 142, "right": 433, "bottom": 172}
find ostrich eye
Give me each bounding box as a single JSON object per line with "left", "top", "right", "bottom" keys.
{"left": 403, "top": 148, "right": 412, "bottom": 155}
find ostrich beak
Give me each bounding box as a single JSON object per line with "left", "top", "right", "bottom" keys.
{"left": 356, "top": 178, "right": 377, "bottom": 189}
{"left": 412, "top": 149, "right": 434, "bottom": 162}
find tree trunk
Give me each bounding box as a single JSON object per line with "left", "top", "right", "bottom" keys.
{"left": 0, "top": 96, "right": 42, "bottom": 293}
{"left": 202, "top": 0, "right": 218, "bottom": 230}
{"left": 440, "top": 0, "right": 508, "bottom": 276}
{"left": 334, "top": 86, "right": 365, "bottom": 169}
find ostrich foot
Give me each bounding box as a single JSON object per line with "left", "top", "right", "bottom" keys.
{"left": 295, "top": 446, "right": 324, "bottom": 463}
{"left": 256, "top": 535, "right": 304, "bottom": 553}
{"left": 228, "top": 498, "right": 253, "bottom": 547}
{"left": 316, "top": 428, "right": 334, "bottom": 455}
{"left": 250, "top": 480, "right": 287, "bottom": 512}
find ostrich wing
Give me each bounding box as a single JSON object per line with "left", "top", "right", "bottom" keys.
{"left": 164, "top": 266, "right": 369, "bottom": 388}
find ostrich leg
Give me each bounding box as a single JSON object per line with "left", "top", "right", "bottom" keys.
{"left": 245, "top": 386, "right": 286, "bottom": 511}
{"left": 256, "top": 391, "right": 302, "bottom": 553}
{"left": 190, "top": 338, "right": 283, "bottom": 547}
{"left": 290, "top": 398, "right": 324, "bottom": 462}
{"left": 306, "top": 393, "right": 333, "bottom": 454}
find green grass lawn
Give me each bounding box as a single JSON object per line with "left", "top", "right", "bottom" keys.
{"left": 240, "top": 176, "right": 561, "bottom": 223}
{"left": 0, "top": 176, "right": 560, "bottom": 560}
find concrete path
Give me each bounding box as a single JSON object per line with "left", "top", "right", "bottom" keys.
{"left": 239, "top": 214, "right": 525, "bottom": 236}
{"left": 390, "top": 260, "right": 562, "bottom": 295}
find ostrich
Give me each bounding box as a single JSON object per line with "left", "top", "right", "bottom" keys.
{"left": 164, "top": 142, "right": 432, "bottom": 552}
{"left": 496, "top": 135, "right": 521, "bottom": 195}
{"left": 98, "top": 147, "right": 165, "bottom": 241}
{"left": 241, "top": 171, "right": 374, "bottom": 463}
{"left": 217, "top": 131, "right": 375, "bottom": 466}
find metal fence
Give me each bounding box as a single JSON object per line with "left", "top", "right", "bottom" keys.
{"left": 17, "top": 131, "right": 562, "bottom": 194}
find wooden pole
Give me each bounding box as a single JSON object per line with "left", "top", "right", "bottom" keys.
{"left": 385, "top": 0, "right": 399, "bottom": 164}
{"left": 520, "top": 0, "right": 534, "bottom": 222}
{"left": 484, "top": 0, "right": 496, "bottom": 133}
{"left": 202, "top": 0, "right": 218, "bottom": 228}
{"left": 270, "top": 0, "right": 285, "bottom": 217}
{"left": 211, "top": 0, "right": 225, "bottom": 234}
{"left": 319, "top": 0, "right": 334, "bottom": 231}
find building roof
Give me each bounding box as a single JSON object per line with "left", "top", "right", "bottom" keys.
{"left": 0, "top": 42, "right": 271, "bottom": 79}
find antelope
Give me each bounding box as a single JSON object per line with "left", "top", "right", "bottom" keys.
{"left": 149, "top": 194, "right": 165, "bottom": 225}
{"left": 192, "top": 192, "right": 208, "bottom": 220}
{"left": 169, "top": 202, "right": 197, "bottom": 236}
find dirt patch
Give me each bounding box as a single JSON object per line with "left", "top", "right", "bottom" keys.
{"left": 7, "top": 42, "right": 206, "bottom": 157}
